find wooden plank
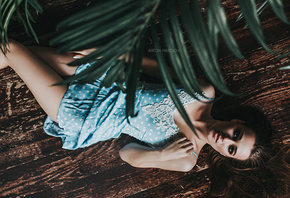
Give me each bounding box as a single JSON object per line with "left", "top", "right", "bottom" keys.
{"left": 23, "top": 163, "right": 208, "bottom": 198}
{"left": 127, "top": 169, "right": 210, "bottom": 198}
{"left": 0, "top": 131, "right": 208, "bottom": 197}
{"left": 218, "top": 0, "right": 290, "bottom": 54}
{"left": 0, "top": 137, "right": 124, "bottom": 197}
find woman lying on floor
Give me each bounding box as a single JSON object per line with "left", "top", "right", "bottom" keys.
{"left": 0, "top": 40, "right": 288, "bottom": 197}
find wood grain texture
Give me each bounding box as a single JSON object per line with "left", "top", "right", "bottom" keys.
{"left": 0, "top": 0, "right": 289, "bottom": 197}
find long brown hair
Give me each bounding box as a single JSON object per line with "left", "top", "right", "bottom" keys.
{"left": 207, "top": 106, "right": 289, "bottom": 198}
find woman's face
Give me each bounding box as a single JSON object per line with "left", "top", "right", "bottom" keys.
{"left": 208, "top": 121, "right": 256, "bottom": 160}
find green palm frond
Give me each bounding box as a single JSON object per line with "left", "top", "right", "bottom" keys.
{"left": 49, "top": 0, "right": 290, "bottom": 133}
{"left": 162, "top": 0, "right": 204, "bottom": 100}
{"left": 237, "top": 0, "right": 275, "bottom": 54}
{"left": 151, "top": 9, "right": 199, "bottom": 137}
{"left": 0, "top": 0, "right": 42, "bottom": 54}
{"left": 268, "top": 0, "right": 290, "bottom": 24}
{"left": 236, "top": 0, "right": 289, "bottom": 54}
{"left": 178, "top": 0, "right": 234, "bottom": 95}
{"left": 236, "top": 0, "right": 290, "bottom": 25}
{"left": 125, "top": 30, "right": 146, "bottom": 118}
{"left": 236, "top": 0, "right": 268, "bottom": 22}
{"left": 208, "top": 0, "right": 244, "bottom": 59}
{"left": 51, "top": 0, "right": 161, "bottom": 118}
{"left": 278, "top": 65, "right": 290, "bottom": 70}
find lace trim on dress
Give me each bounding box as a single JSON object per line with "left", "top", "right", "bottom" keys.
{"left": 142, "top": 90, "right": 201, "bottom": 139}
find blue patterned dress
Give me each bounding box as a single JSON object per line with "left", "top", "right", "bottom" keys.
{"left": 43, "top": 62, "right": 201, "bottom": 150}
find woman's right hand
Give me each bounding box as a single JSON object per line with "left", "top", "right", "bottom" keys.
{"left": 160, "top": 137, "right": 194, "bottom": 161}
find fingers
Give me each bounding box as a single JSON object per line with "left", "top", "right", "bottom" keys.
{"left": 187, "top": 149, "right": 194, "bottom": 154}
{"left": 181, "top": 141, "right": 193, "bottom": 149}
{"left": 176, "top": 137, "right": 192, "bottom": 146}
{"left": 162, "top": 137, "right": 196, "bottom": 160}
{"left": 183, "top": 145, "right": 194, "bottom": 154}
{"left": 175, "top": 138, "right": 194, "bottom": 154}
{"left": 176, "top": 137, "right": 187, "bottom": 143}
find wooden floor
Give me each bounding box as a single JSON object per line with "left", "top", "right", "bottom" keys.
{"left": 0, "top": 0, "right": 289, "bottom": 197}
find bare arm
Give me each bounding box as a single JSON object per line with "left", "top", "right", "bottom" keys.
{"left": 71, "top": 50, "right": 174, "bottom": 81}
{"left": 141, "top": 57, "right": 177, "bottom": 81}
{"left": 119, "top": 137, "right": 197, "bottom": 172}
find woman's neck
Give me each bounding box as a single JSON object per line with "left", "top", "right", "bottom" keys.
{"left": 175, "top": 112, "right": 217, "bottom": 151}
{"left": 191, "top": 118, "right": 217, "bottom": 143}
{"left": 173, "top": 100, "right": 218, "bottom": 149}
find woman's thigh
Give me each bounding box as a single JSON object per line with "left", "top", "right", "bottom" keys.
{"left": 3, "top": 40, "right": 68, "bottom": 122}
{"left": 27, "top": 46, "right": 78, "bottom": 77}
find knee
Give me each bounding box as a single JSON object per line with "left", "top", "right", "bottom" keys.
{"left": 0, "top": 39, "right": 28, "bottom": 69}
{"left": 4, "top": 39, "right": 25, "bottom": 54}
{"left": 0, "top": 40, "right": 21, "bottom": 67}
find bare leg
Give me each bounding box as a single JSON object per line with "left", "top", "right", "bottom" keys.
{"left": 1, "top": 40, "right": 67, "bottom": 122}
{"left": 0, "top": 46, "right": 78, "bottom": 76}
{"left": 26, "top": 46, "right": 78, "bottom": 77}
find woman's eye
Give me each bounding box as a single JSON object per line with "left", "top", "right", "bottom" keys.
{"left": 233, "top": 129, "right": 240, "bottom": 139}
{"left": 228, "top": 145, "right": 235, "bottom": 154}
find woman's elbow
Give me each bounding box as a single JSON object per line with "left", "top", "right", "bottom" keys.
{"left": 179, "top": 161, "right": 195, "bottom": 172}
{"left": 119, "top": 148, "right": 140, "bottom": 167}
{"left": 119, "top": 148, "right": 128, "bottom": 163}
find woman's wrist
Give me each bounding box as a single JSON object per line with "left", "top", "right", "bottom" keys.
{"left": 159, "top": 148, "right": 170, "bottom": 161}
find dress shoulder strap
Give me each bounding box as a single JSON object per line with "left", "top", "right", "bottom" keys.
{"left": 191, "top": 150, "right": 198, "bottom": 159}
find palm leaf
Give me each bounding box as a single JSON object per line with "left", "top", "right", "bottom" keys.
{"left": 151, "top": 15, "right": 198, "bottom": 137}
{"left": 162, "top": 0, "right": 205, "bottom": 100}
{"left": 27, "top": 0, "right": 43, "bottom": 14}
{"left": 237, "top": 0, "right": 289, "bottom": 26}
{"left": 52, "top": 0, "right": 161, "bottom": 117}
{"left": 236, "top": 0, "right": 268, "bottom": 22}
{"left": 51, "top": 1, "right": 149, "bottom": 49}
{"left": 25, "top": 0, "right": 39, "bottom": 43}
{"left": 277, "top": 65, "right": 290, "bottom": 70}
{"left": 207, "top": 2, "right": 219, "bottom": 57}
{"left": 268, "top": 0, "right": 290, "bottom": 24}
{"left": 102, "top": 60, "right": 126, "bottom": 88}
{"left": 0, "top": 0, "right": 42, "bottom": 54}
{"left": 208, "top": 0, "right": 244, "bottom": 59}
{"left": 49, "top": 0, "right": 290, "bottom": 136}
{"left": 52, "top": 0, "right": 159, "bottom": 53}
{"left": 177, "top": 0, "right": 233, "bottom": 96}
{"left": 56, "top": 0, "right": 135, "bottom": 29}
{"left": 1, "top": 0, "right": 19, "bottom": 53}
{"left": 67, "top": 29, "right": 136, "bottom": 66}
{"left": 125, "top": 31, "right": 146, "bottom": 118}
{"left": 237, "top": 0, "right": 275, "bottom": 54}
{"left": 237, "top": 0, "right": 289, "bottom": 65}
{"left": 55, "top": 13, "right": 145, "bottom": 53}
{"left": 54, "top": 31, "right": 134, "bottom": 85}
{"left": 275, "top": 49, "right": 290, "bottom": 62}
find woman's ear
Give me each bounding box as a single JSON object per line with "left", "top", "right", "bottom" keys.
{"left": 231, "top": 119, "right": 245, "bottom": 124}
